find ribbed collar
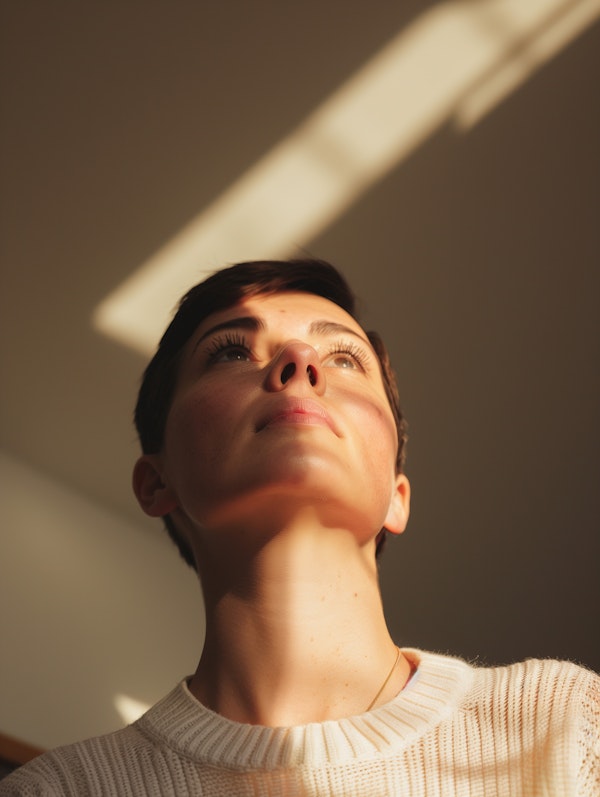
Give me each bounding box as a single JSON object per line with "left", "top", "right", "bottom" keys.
{"left": 135, "top": 649, "right": 474, "bottom": 771}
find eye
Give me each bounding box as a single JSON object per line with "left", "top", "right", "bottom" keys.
{"left": 323, "top": 341, "right": 368, "bottom": 371}
{"left": 205, "top": 333, "right": 252, "bottom": 364}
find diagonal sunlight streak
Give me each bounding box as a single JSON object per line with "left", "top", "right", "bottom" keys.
{"left": 93, "top": 0, "right": 600, "bottom": 356}
{"left": 455, "top": 0, "right": 600, "bottom": 128}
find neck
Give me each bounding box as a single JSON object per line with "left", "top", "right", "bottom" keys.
{"left": 188, "top": 517, "right": 411, "bottom": 726}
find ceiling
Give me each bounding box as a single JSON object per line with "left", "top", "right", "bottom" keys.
{"left": 1, "top": 0, "right": 599, "bottom": 677}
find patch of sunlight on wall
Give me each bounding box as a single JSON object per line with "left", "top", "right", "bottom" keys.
{"left": 93, "top": 0, "right": 600, "bottom": 357}
{"left": 114, "top": 695, "right": 151, "bottom": 725}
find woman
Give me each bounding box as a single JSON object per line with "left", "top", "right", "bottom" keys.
{"left": 3, "top": 259, "right": 598, "bottom": 796}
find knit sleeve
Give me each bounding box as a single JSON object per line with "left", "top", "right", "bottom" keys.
{"left": 577, "top": 668, "right": 600, "bottom": 797}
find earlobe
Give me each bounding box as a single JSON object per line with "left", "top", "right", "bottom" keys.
{"left": 383, "top": 474, "right": 411, "bottom": 536}
{"left": 132, "top": 455, "right": 178, "bottom": 517}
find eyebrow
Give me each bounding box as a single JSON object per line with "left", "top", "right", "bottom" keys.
{"left": 193, "top": 316, "right": 265, "bottom": 350}
{"left": 193, "top": 315, "right": 372, "bottom": 352}
{"left": 307, "top": 320, "right": 371, "bottom": 347}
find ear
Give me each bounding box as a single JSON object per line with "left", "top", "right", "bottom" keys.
{"left": 383, "top": 474, "right": 410, "bottom": 536}
{"left": 132, "top": 455, "right": 179, "bottom": 517}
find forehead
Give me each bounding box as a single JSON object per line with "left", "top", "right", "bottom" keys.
{"left": 190, "top": 291, "right": 369, "bottom": 344}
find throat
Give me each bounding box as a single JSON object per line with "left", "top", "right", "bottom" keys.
{"left": 190, "top": 639, "right": 412, "bottom": 725}
{"left": 191, "top": 569, "right": 407, "bottom": 724}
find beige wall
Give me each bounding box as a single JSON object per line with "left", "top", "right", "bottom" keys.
{"left": 0, "top": 451, "right": 201, "bottom": 750}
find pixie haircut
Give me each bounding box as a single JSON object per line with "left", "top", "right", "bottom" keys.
{"left": 134, "top": 259, "right": 407, "bottom": 567}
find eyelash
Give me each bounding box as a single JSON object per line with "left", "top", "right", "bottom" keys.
{"left": 327, "top": 340, "right": 368, "bottom": 370}
{"left": 204, "top": 333, "right": 368, "bottom": 369}
{"left": 205, "top": 332, "right": 252, "bottom": 362}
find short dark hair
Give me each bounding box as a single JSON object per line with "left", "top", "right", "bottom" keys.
{"left": 134, "top": 259, "right": 407, "bottom": 566}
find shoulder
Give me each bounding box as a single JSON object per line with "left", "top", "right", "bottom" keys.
{"left": 455, "top": 652, "right": 599, "bottom": 714}
{"left": 472, "top": 655, "right": 599, "bottom": 706}
{"left": 493, "top": 658, "right": 600, "bottom": 791}
{"left": 406, "top": 648, "right": 599, "bottom": 731}
{"left": 455, "top": 653, "right": 599, "bottom": 780}
{"left": 0, "top": 682, "right": 191, "bottom": 796}
{"left": 405, "top": 650, "right": 599, "bottom": 793}
{"left": 0, "top": 724, "right": 147, "bottom": 796}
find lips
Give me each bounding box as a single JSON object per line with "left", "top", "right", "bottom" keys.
{"left": 256, "top": 398, "right": 338, "bottom": 434}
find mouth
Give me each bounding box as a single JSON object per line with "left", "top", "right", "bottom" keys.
{"left": 256, "top": 398, "right": 338, "bottom": 434}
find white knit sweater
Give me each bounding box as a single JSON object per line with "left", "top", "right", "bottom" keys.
{"left": 2, "top": 649, "right": 598, "bottom": 796}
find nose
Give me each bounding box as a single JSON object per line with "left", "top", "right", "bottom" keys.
{"left": 264, "top": 341, "right": 325, "bottom": 394}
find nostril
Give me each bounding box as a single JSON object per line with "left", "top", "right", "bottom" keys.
{"left": 280, "top": 362, "right": 296, "bottom": 384}
{"left": 307, "top": 365, "right": 317, "bottom": 386}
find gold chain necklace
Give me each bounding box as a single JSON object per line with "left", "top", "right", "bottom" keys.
{"left": 366, "top": 647, "right": 400, "bottom": 711}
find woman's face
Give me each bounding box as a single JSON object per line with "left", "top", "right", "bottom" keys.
{"left": 156, "top": 291, "right": 408, "bottom": 546}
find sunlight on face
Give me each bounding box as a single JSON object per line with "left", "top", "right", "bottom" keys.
{"left": 161, "top": 293, "right": 402, "bottom": 545}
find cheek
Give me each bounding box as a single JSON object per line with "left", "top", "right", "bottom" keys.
{"left": 164, "top": 388, "right": 239, "bottom": 470}
{"left": 349, "top": 392, "right": 397, "bottom": 460}
{"left": 343, "top": 398, "right": 399, "bottom": 530}
{"left": 367, "top": 415, "right": 398, "bottom": 495}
